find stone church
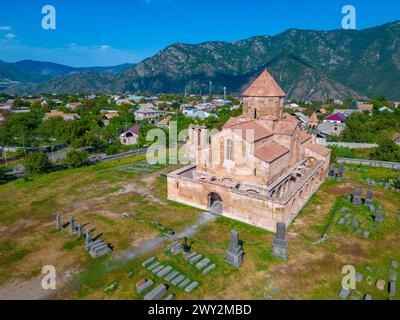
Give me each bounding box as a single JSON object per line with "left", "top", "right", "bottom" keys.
{"left": 167, "top": 69, "right": 331, "bottom": 232}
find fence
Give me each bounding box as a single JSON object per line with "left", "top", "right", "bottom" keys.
{"left": 338, "top": 158, "right": 400, "bottom": 170}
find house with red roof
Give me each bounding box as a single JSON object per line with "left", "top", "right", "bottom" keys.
{"left": 323, "top": 112, "right": 346, "bottom": 124}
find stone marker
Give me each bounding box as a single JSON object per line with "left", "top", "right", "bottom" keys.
{"left": 391, "top": 260, "right": 398, "bottom": 269}
{"left": 171, "top": 274, "right": 185, "bottom": 286}
{"left": 203, "top": 264, "right": 216, "bottom": 275}
{"left": 339, "top": 288, "right": 350, "bottom": 299}
{"left": 352, "top": 185, "right": 362, "bottom": 205}
{"left": 337, "top": 164, "right": 344, "bottom": 180}
{"left": 147, "top": 261, "right": 161, "bottom": 271}
{"left": 185, "top": 281, "right": 199, "bottom": 293}
{"left": 185, "top": 252, "right": 197, "bottom": 261}
{"left": 144, "top": 284, "right": 167, "bottom": 300}
{"left": 351, "top": 220, "right": 359, "bottom": 228}
{"left": 164, "top": 294, "right": 175, "bottom": 300}
{"left": 85, "top": 229, "right": 92, "bottom": 245}
{"left": 389, "top": 281, "right": 396, "bottom": 297}
{"left": 196, "top": 258, "right": 211, "bottom": 270}
{"left": 376, "top": 279, "right": 385, "bottom": 291}
{"left": 69, "top": 217, "right": 75, "bottom": 234}
{"left": 272, "top": 223, "right": 287, "bottom": 261}
{"left": 189, "top": 254, "right": 203, "bottom": 265}
{"left": 77, "top": 224, "right": 83, "bottom": 238}
{"left": 363, "top": 231, "right": 370, "bottom": 239}
{"left": 165, "top": 271, "right": 179, "bottom": 282}
{"left": 328, "top": 164, "right": 336, "bottom": 179}
{"left": 345, "top": 213, "right": 352, "bottom": 219}
{"left": 152, "top": 265, "right": 165, "bottom": 274}
{"left": 142, "top": 257, "right": 156, "bottom": 268}
{"left": 178, "top": 278, "right": 191, "bottom": 289}
{"left": 364, "top": 190, "right": 374, "bottom": 206}
{"left": 225, "top": 230, "right": 244, "bottom": 268}
{"left": 364, "top": 294, "right": 372, "bottom": 300}
{"left": 389, "top": 270, "right": 397, "bottom": 282}
{"left": 338, "top": 218, "right": 345, "bottom": 225}
{"left": 157, "top": 266, "right": 173, "bottom": 278}
{"left": 136, "top": 279, "right": 154, "bottom": 294}
{"left": 56, "top": 214, "right": 62, "bottom": 230}
{"left": 356, "top": 273, "right": 363, "bottom": 282}
{"left": 375, "top": 207, "right": 384, "bottom": 223}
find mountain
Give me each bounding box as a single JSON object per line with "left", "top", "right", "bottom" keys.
{"left": 2, "top": 21, "right": 400, "bottom": 100}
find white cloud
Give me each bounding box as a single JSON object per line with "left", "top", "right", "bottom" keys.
{"left": 5, "top": 33, "right": 16, "bottom": 40}
{"left": 0, "top": 26, "right": 12, "bottom": 31}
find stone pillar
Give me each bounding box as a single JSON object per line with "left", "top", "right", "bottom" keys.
{"left": 56, "top": 214, "right": 62, "bottom": 230}
{"left": 352, "top": 186, "right": 362, "bottom": 205}
{"left": 69, "top": 217, "right": 75, "bottom": 234}
{"left": 77, "top": 224, "right": 83, "bottom": 238}
{"left": 272, "top": 222, "right": 287, "bottom": 261}
{"left": 225, "top": 230, "right": 244, "bottom": 268}
{"left": 364, "top": 190, "right": 374, "bottom": 206}
{"left": 85, "top": 229, "right": 92, "bottom": 245}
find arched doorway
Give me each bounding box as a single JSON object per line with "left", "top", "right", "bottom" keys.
{"left": 208, "top": 192, "right": 223, "bottom": 215}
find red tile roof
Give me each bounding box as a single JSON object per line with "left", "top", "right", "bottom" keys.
{"left": 254, "top": 142, "right": 289, "bottom": 163}
{"left": 229, "top": 120, "right": 273, "bottom": 142}
{"left": 306, "top": 144, "right": 331, "bottom": 157}
{"left": 274, "top": 120, "right": 299, "bottom": 135}
{"left": 243, "top": 69, "right": 286, "bottom": 98}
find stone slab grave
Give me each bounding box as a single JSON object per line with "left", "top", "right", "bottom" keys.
{"left": 225, "top": 230, "right": 244, "bottom": 268}
{"left": 157, "top": 266, "right": 173, "bottom": 278}
{"left": 389, "top": 270, "right": 397, "bottom": 282}
{"left": 389, "top": 281, "right": 396, "bottom": 297}
{"left": 189, "top": 254, "right": 203, "bottom": 265}
{"left": 166, "top": 241, "right": 183, "bottom": 255}
{"left": 185, "top": 281, "right": 199, "bottom": 293}
{"left": 152, "top": 265, "right": 165, "bottom": 274}
{"left": 178, "top": 278, "right": 191, "bottom": 289}
{"left": 147, "top": 261, "right": 161, "bottom": 271}
{"left": 171, "top": 275, "right": 186, "bottom": 286}
{"left": 136, "top": 279, "right": 154, "bottom": 294}
{"left": 356, "top": 273, "right": 363, "bottom": 282}
{"left": 142, "top": 257, "right": 156, "bottom": 268}
{"left": 184, "top": 252, "right": 197, "bottom": 261}
{"left": 352, "top": 185, "right": 363, "bottom": 205}
{"left": 364, "top": 190, "right": 374, "bottom": 206}
{"left": 196, "top": 258, "right": 211, "bottom": 271}
{"left": 272, "top": 222, "right": 287, "bottom": 261}
{"left": 364, "top": 294, "right": 372, "bottom": 300}
{"left": 144, "top": 284, "right": 167, "bottom": 300}
{"left": 391, "top": 260, "right": 398, "bottom": 269}
{"left": 165, "top": 271, "right": 179, "bottom": 282}
{"left": 203, "top": 264, "right": 216, "bottom": 275}
{"left": 374, "top": 206, "right": 384, "bottom": 223}
{"left": 164, "top": 294, "right": 175, "bottom": 300}
{"left": 338, "top": 218, "right": 345, "bottom": 225}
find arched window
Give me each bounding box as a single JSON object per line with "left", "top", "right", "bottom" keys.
{"left": 225, "top": 139, "right": 233, "bottom": 160}
{"left": 253, "top": 108, "right": 257, "bottom": 119}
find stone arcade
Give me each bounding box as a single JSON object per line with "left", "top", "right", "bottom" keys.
{"left": 167, "top": 69, "right": 331, "bottom": 232}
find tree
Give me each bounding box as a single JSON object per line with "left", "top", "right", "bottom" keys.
{"left": 64, "top": 150, "right": 89, "bottom": 168}
{"left": 371, "top": 139, "right": 400, "bottom": 162}
{"left": 24, "top": 151, "right": 51, "bottom": 175}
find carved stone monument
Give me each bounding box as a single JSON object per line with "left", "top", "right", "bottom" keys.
{"left": 352, "top": 185, "right": 363, "bottom": 205}
{"left": 69, "top": 217, "right": 75, "bottom": 234}
{"left": 375, "top": 205, "right": 384, "bottom": 223}
{"left": 364, "top": 190, "right": 374, "bottom": 206}
{"left": 272, "top": 222, "right": 288, "bottom": 261}
{"left": 56, "top": 214, "right": 62, "bottom": 230}
{"left": 85, "top": 229, "right": 92, "bottom": 245}
{"left": 336, "top": 164, "right": 344, "bottom": 181}
{"left": 225, "top": 230, "right": 244, "bottom": 268}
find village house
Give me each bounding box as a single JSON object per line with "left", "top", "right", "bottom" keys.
{"left": 167, "top": 69, "right": 331, "bottom": 232}
{"left": 378, "top": 106, "right": 394, "bottom": 113}
{"left": 43, "top": 111, "right": 80, "bottom": 121}
{"left": 134, "top": 104, "right": 166, "bottom": 122}
{"left": 156, "top": 115, "right": 172, "bottom": 128}
{"left": 102, "top": 112, "right": 119, "bottom": 125}
{"left": 358, "top": 103, "right": 374, "bottom": 113}
{"left": 65, "top": 102, "right": 82, "bottom": 110}
{"left": 323, "top": 112, "right": 346, "bottom": 124}
{"left": 119, "top": 124, "right": 140, "bottom": 145}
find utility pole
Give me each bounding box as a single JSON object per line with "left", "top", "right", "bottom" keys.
{"left": 224, "top": 86, "right": 227, "bottom": 100}
{"left": 209, "top": 81, "right": 212, "bottom": 96}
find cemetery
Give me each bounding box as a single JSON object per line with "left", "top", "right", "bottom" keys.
{"left": 0, "top": 153, "right": 399, "bottom": 300}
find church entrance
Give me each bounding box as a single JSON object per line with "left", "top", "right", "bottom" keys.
{"left": 208, "top": 192, "right": 223, "bottom": 215}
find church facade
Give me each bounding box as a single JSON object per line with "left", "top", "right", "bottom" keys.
{"left": 167, "top": 70, "right": 331, "bottom": 232}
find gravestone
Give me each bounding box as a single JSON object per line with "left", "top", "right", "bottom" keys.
{"left": 185, "top": 281, "right": 199, "bottom": 293}
{"left": 178, "top": 278, "right": 191, "bottom": 289}
{"left": 391, "top": 260, "right": 398, "bottom": 269}
{"left": 203, "top": 264, "right": 216, "bottom": 275}
{"left": 144, "top": 284, "right": 167, "bottom": 300}
{"left": 69, "top": 217, "right": 75, "bottom": 234}
{"left": 77, "top": 224, "right": 83, "bottom": 238}
{"left": 339, "top": 288, "right": 350, "bottom": 299}
{"left": 85, "top": 229, "right": 92, "bottom": 245}
{"left": 363, "top": 231, "right": 370, "bottom": 239}
{"left": 164, "top": 294, "right": 175, "bottom": 300}
{"left": 196, "top": 258, "right": 210, "bottom": 270}
{"left": 389, "top": 281, "right": 396, "bottom": 297}
{"left": 389, "top": 270, "right": 397, "bottom": 282}
{"left": 356, "top": 273, "right": 363, "bottom": 282}
{"left": 152, "top": 265, "right": 165, "bottom": 274}
{"left": 142, "top": 257, "right": 156, "bottom": 268}
{"left": 364, "top": 294, "right": 372, "bottom": 300}
{"left": 157, "top": 266, "right": 173, "bottom": 278}
{"left": 147, "top": 261, "right": 161, "bottom": 271}
{"left": 225, "top": 230, "right": 244, "bottom": 268}
{"left": 171, "top": 274, "right": 185, "bottom": 286}
{"left": 337, "top": 164, "right": 344, "bottom": 181}
{"left": 364, "top": 190, "right": 374, "bottom": 206}
{"left": 338, "top": 218, "right": 345, "bottom": 225}
{"left": 189, "top": 254, "right": 203, "bottom": 265}
{"left": 375, "top": 206, "right": 384, "bottom": 223}
{"left": 56, "top": 214, "right": 62, "bottom": 230}
{"left": 272, "top": 223, "right": 288, "bottom": 261}
{"left": 165, "top": 271, "right": 179, "bottom": 282}
{"left": 352, "top": 186, "right": 362, "bottom": 205}
{"left": 136, "top": 279, "right": 154, "bottom": 294}
{"left": 328, "top": 164, "right": 336, "bottom": 179}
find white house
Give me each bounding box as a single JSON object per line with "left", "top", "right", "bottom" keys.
{"left": 120, "top": 124, "right": 140, "bottom": 145}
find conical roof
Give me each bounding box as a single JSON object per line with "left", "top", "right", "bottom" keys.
{"left": 309, "top": 112, "right": 319, "bottom": 125}
{"left": 242, "top": 69, "right": 286, "bottom": 97}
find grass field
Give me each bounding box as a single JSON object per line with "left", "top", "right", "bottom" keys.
{"left": 0, "top": 156, "right": 399, "bottom": 300}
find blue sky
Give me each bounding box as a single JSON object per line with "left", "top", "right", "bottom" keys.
{"left": 0, "top": 0, "right": 399, "bottom": 67}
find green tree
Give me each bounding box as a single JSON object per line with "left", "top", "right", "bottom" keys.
{"left": 64, "top": 150, "right": 89, "bottom": 168}
{"left": 24, "top": 151, "right": 51, "bottom": 175}
{"left": 371, "top": 139, "right": 400, "bottom": 162}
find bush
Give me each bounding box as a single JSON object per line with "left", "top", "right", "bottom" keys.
{"left": 371, "top": 139, "right": 400, "bottom": 162}
{"left": 64, "top": 150, "right": 89, "bottom": 168}
{"left": 24, "top": 151, "right": 51, "bottom": 175}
